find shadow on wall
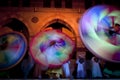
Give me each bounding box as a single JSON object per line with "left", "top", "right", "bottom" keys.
{"left": 2, "top": 18, "right": 29, "bottom": 42}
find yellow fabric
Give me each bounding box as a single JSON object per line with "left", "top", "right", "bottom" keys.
{"left": 46, "top": 67, "right": 63, "bottom": 76}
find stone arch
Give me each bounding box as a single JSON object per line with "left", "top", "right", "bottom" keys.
{"left": 2, "top": 18, "right": 29, "bottom": 43}
{"left": 0, "top": 13, "right": 30, "bottom": 43}
{"left": 41, "top": 19, "right": 74, "bottom": 31}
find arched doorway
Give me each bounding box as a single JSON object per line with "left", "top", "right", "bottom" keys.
{"left": 41, "top": 19, "right": 77, "bottom": 59}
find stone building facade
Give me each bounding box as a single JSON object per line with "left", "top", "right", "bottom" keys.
{"left": 0, "top": 0, "right": 118, "bottom": 58}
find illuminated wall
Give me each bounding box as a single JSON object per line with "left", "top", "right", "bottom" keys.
{"left": 0, "top": 8, "right": 85, "bottom": 49}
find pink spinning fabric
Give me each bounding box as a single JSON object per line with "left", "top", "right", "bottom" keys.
{"left": 30, "top": 30, "right": 75, "bottom": 68}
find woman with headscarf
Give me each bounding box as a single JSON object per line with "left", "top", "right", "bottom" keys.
{"left": 91, "top": 57, "right": 102, "bottom": 78}
{"left": 62, "top": 60, "right": 71, "bottom": 78}
{"left": 76, "top": 56, "right": 86, "bottom": 79}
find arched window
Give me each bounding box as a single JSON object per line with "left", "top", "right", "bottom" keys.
{"left": 22, "top": 0, "right": 30, "bottom": 7}
{"left": 84, "top": 0, "right": 92, "bottom": 9}
{"left": 94, "top": 0, "right": 102, "bottom": 5}
{"left": 43, "top": 0, "right": 51, "bottom": 7}
{"left": 54, "top": 0, "right": 62, "bottom": 8}
{"left": 11, "top": 0, "right": 19, "bottom": 7}
{"left": 0, "top": 0, "right": 8, "bottom": 7}
{"left": 65, "top": 0, "right": 72, "bottom": 8}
